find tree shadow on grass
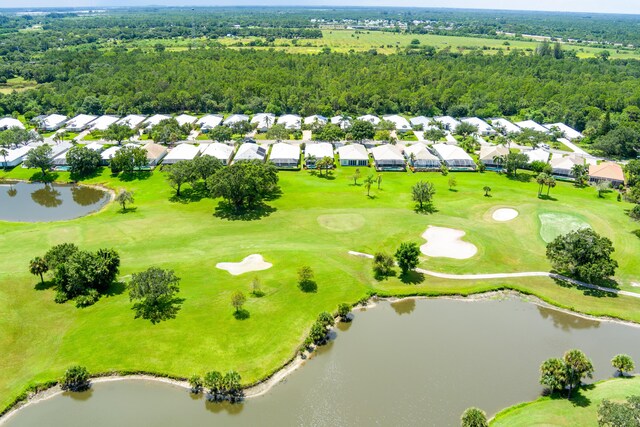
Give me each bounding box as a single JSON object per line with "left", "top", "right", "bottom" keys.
{"left": 551, "top": 275, "right": 618, "bottom": 298}
{"left": 507, "top": 173, "right": 532, "bottom": 183}
{"left": 570, "top": 385, "right": 594, "bottom": 408}
{"left": 169, "top": 187, "right": 208, "bottom": 204}
{"left": 400, "top": 270, "right": 425, "bottom": 285}
{"left": 632, "top": 230, "right": 640, "bottom": 239}
{"left": 298, "top": 280, "right": 318, "bottom": 293}
{"left": 117, "top": 207, "right": 138, "bottom": 214}
{"left": 233, "top": 309, "right": 250, "bottom": 320}
{"left": 104, "top": 281, "right": 126, "bottom": 297}
{"left": 118, "top": 171, "right": 152, "bottom": 182}
{"left": 70, "top": 167, "right": 104, "bottom": 182}
{"left": 308, "top": 170, "right": 336, "bottom": 180}
{"left": 414, "top": 204, "right": 438, "bottom": 214}
{"left": 214, "top": 201, "right": 276, "bottom": 221}
{"left": 34, "top": 280, "right": 56, "bottom": 291}
{"left": 132, "top": 297, "right": 185, "bottom": 324}
{"left": 29, "top": 171, "right": 58, "bottom": 183}
{"left": 538, "top": 195, "right": 558, "bottom": 202}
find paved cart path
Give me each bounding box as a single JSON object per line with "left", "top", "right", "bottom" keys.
{"left": 347, "top": 251, "right": 640, "bottom": 299}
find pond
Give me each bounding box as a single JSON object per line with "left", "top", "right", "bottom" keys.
{"left": 0, "top": 181, "right": 110, "bottom": 222}
{"left": 4, "top": 297, "right": 640, "bottom": 427}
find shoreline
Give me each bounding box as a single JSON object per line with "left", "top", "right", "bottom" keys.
{"left": 2, "top": 289, "right": 640, "bottom": 424}
{"left": 0, "top": 178, "right": 116, "bottom": 223}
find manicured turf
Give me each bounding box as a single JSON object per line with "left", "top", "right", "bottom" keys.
{"left": 539, "top": 212, "right": 591, "bottom": 243}
{"left": 1, "top": 165, "right": 639, "bottom": 412}
{"left": 491, "top": 376, "right": 640, "bottom": 426}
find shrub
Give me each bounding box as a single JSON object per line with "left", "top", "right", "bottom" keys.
{"left": 60, "top": 366, "right": 90, "bottom": 392}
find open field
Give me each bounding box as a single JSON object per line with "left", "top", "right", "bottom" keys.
{"left": 1, "top": 165, "right": 639, "bottom": 413}
{"left": 0, "top": 77, "right": 38, "bottom": 95}
{"left": 104, "top": 30, "right": 640, "bottom": 60}
{"left": 491, "top": 376, "right": 640, "bottom": 426}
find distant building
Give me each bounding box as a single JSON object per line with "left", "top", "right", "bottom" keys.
{"left": 382, "top": 115, "right": 411, "bottom": 132}
{"left": 479, "top": 145, "right": 509, "bottom": 168}
{"left": 65, "top": 114, "right": 97, "bottom": 132}
{"left": 0, "top": 117, "right": 25, "bottom": 130}
{"left": 461, "top": 117, "right": 495, "bottom": 136}
{"left": 233, "top": 143, "right": 267, "bottom": 163}
{"left": 371, "top": 144, "right": 406, "bottom": 171}
{"left": 304, "top": 142, "right": 334, "bottom": 168}
{"left": 404, "top": 143, "right": 441, "bottom": 171}
{"left": 515, "top": 120, "right": 548, "bottom": 134}
{"left": 162, "top": 143, "right": 200, "bottom": 165}
{"left": 544, "top": 123, "right": 583, "bottom": 141}
{"left": 269, "top": 142, "right": 301, "bottom": 169}
{"left": 357, "top": 114, "right": 380, "bottom": 126}
{"left": 251, "top": 113, "right": 276, "bottom": 132}
{"left": 200, "top": 142, "right": 234, "bottom": 165}
{"left": 433, "top": 116, "right": 461, "bottom": 132}
{"left": 116, "top": 114, "right": 147, "bottom": 129}
{"left": 277, "top": 114, "right": 302, "bottom": 130}
{"left": 432, "top": 143, "right": 476, "bottom": 170}
{"left": 36, "top": 114, "right": 68, "bottom": 131}
{"left": 90, "top": 115, "right": 120, "bottom": 131}
{"left": 490, "top": 118, "right": 521, "bottom": 135}
{"left": 197, "top": 115, "right": 223, "bottom": 132}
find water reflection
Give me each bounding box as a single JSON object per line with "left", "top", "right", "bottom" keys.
{"left": 30, "top": 185, "right": 63, "bottom": 208}
{"left": 0, "top": 181, "right": 110, "bottom": 222}
{"left": 205, "top": 400, "right": 245, "bottom": 415}
{"left": 71, "top": 186, "right": 107, "bottom": 207}
{"left": 390, "top": 298, "right": 416, "bottom": 315}
{"left": 63, "top": 388, "right": 94, "bottom": 402}
{"left": 537, "top": 305, "right": 600, "bottom": 331}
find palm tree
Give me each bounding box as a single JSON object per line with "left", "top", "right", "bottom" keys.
{"left": 483, "top": 186, "right": 491, "bottom": 197}
{"left": 571, "top": 164, "right": 587, "bottom": 186}
{"left": 53, "top": 131, "right": 67, "bottom": 144}
{"left": 493, "top": 155, "right": 505, "bottom": 170}
{"left": 115, "top": 190, "right": 135, "bottom": 211}
{"left": 0, "top": 147, "right": 8, "bottom": 170}
{"left": 536, "top": 172, "right": 550, "bottom": 197}
{"left": 339, "top": 114, "right": 350, "bottom": 130}
{"left": 29, "top": 257, "right": 49, "bottom": 284}
{"left": 364, "top": 174, "right": 375, "bottom": 196}
{"left": 545, "top": 176, "right": 557, "bottom": 196}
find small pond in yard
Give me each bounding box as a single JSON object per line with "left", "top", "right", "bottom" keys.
{"left": 4, "top": 297, "right": 640, "bottom": 427}
{"left": 0, "top": 181, "right": 110, "bottom": 222}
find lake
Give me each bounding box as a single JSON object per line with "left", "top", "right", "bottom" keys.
{"left": 4, "top": 297, "right": 640, "bottom": 427}
{"left": 0, "top": 181, "right": 110, "bottom": 222}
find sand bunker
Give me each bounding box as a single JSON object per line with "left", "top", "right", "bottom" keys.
{"left": 492, "top": 208, "right": 519, "bottom": 222}
{"left": 539, "top": 213, "right": 590, "bottom": 243}
{"left": 317, "top": 214, "right": 365, "bottom": 232}
{"left": 216, "top": 254, "right": 273, "bottom": 276}
{"left": 420, "top": 226, "right": 478, "bottom": 259}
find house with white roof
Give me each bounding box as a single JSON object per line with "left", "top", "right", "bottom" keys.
{"left": 269, "top": 142, "right": 301, "bottom": 169}
{"left": 382, "top": 115, "right": 411, "bottom": 133}
{"left": 515, "top": 120, "right": 549, "bottom": 133}
{"left": 233, "top": 143, "right": 267, "bottom": 163}
{"left": 50, "top": 141, "right": 74, "bottom": 166}
{"left": 371, "top": 144, "right": 406, "bottom": 171}
{"left": 409, "top": 116, "right": 439, "bottom": 131}
{"left": 90, "top": 115, "right": 120, "bottom": 131}
{"left": 330, "top": 115, "right": 352, "bottom": 130}
{"left": 65, "top": 114, "right": 97, "bottom": 132}
{"left": 251, "top": 113, "right": 276, "bottom": 132}
{"left": 83, "top": 142, "right": 104, "bottom": 152}
{"left": 116, "top": 114, "right": 147, "bottom": 129}
{"left": 175, "top": 114, "right": 197, "bottom": 127}
{"left": 550, "top": 154, "right": 585, "bottom": 178}
{"left": 0, "top": 146, "right": 33, "bottom": 167}
{"left": 144, "top": 114, "right": 172, "bottom": 128}
{"left": 544, "top": 123, "right": 583, "bottom": 141}
{"left": 100, "top": 146, "right": 122, "bottom": 165}
{"left": 0, "top": 117, "right": 25, "bottom": 130}
{"left": 304, "top": 142, "right": 334, "bottom": 168}
{"left": 200, "top": 142, "right": 234, "bottom": 165}
{"left": 197, "top": 114, "right": 223, "bottom": 132}
{"left": 142, "top": 142, "right": 168, "bottom": 166}
{"left": 404, "top": 143, "right": 441, "bottom": 171}
{"left": 338, "top": 144, "right": 369, "bottom": 167}
{"left": 223, "top": 114, "right": 250, "bottom": 127}
{"left": 304, "top": 115, "right": 328, "bottom": 127}
{"left": 462, "top": 117, "right": 495, "bottom": 136}
{"left": 37, "top": 114, "right": 68, "bottom": 131}
{"left": 277, "top": 114, "right": 302, "bottom": 130}
{"left": 433, "top": 116, "right": 461, "bottom": 132}
{"left": 479, "top": 145, "right": 509, "bottom": 168}
{"left": 432, "top": 143, "right": 476, "bottom": 170}
{"left": 490, "top": 118, "right": 521, "bottom": 135}
{"left": 162, "top": 143, "right": 200, "bottom": 165}
{"left": 357, "top": 114, "right": 381, "bottom": 126}
{"left": 524, "top": 148, "right": 551, "bottom": 164}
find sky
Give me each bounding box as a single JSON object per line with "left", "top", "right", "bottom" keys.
{"left": 2, "top": 0, "right": 640, "bottom": 15}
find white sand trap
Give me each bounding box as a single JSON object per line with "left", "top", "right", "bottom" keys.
{"left": 492, "top": 208, "right": 519, "bottom": 222}
{"left": 216, "top": 254, "right": 272, "bottom": 276}
{"left": 420, "top": 226, "right": 478, "bottom": 259}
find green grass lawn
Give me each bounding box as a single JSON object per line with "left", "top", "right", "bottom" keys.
{"left": 1, "top": 165, "right": 639, "bottom": 413}
{"left": 0, "top": 77, "right": 38, "bottom": 95}
{"left": 96, "top": 30, "right": 639, "bottom": 60}
{"left": 491, "top": 376, "right": 640, "bottom": 426}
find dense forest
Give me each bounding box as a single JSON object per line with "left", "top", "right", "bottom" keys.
{"left": 1, "top": 48, "right": 639, "bottom": 131}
